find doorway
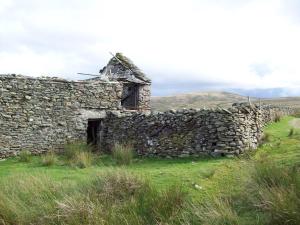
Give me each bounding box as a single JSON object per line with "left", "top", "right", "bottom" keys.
{"left": 121, "top": 83, "right": 139, "bottom": 110}
{"left": 87, "top": 119, "right": 102, "bottom": 149}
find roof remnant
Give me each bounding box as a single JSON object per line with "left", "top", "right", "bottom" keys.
{"left": 100, "top": 53, "right": 151, "bottom": 84}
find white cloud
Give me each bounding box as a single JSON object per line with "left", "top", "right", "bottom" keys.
{"left": 0, "top": 0, "right": 300, "bottom": 96}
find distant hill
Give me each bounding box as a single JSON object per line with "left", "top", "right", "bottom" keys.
{"left": 151, "top": 91, "right": 300, "bottom": 111}
{"left": 151, "top": 91, "right": 251, "bottom": 111}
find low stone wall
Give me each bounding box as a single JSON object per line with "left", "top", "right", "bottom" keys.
{"left": 0, "top": 75, "right": 122, "bottom": 158}
{"left": 102, "top": 104, "right": 294, "bottom": 157}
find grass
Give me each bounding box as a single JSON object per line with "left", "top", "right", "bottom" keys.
{"left": 0, "top": 170, "right": 186, "bottom": 225}
{"left": 41, "top": 151, "right": 57, "bottom": 166}
{"left": 18, "top": 150, "right": 32, "bottom": 162}
{"left": 288, "top": 128, "right": 295, "bottom": 137}
{"left": 0, "top": 116, "right": 299, "bottom": 224}
{"left": 64, "top": 141, "right": 93, "bottom": 168}
{"left": 112, "top": 143, "right": 134, "bottom": 165}
{"left": 274, "top": 113, "right": 281, "bottom": 122}
{"left": 260, "top": 132, "right": 271, "bottom": 144}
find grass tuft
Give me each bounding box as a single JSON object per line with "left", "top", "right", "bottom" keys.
{"left": 274, "top": 113, "right": 281, "bottom": 122}
{"left": 64, "top": 141, "right": 92, "bottom": 159}
{"left": 112, "top": 143, "right": 134, "bottom": 165}
{"left": 41, "top": 151, "right": 57, "bottom": 166}
{"left": 252, "top": 156, "right": 295, "bottom": 188}
{"left": 260, "top": 132, "right": 271, "bottom": 145}
{"left": 0, "top": 173, "right": 67, "bottom": 225}
{"left": 288, "top": 128, "right": 295, "bottom": 137}
{"left": 182, "top": 197, "right": 240, "bottom": 225}
{"left": 64, "top": 142, "right": 93, "bottom": 168}
{"left": 70, "top": 151, "right": 93, "bottom": 168}
{"left": 18, "top": 150, "right": 32, "bottom": 162}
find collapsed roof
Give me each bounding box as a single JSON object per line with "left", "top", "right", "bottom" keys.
{"left": 99, "top": 53, "right": 151, "bottom": 84}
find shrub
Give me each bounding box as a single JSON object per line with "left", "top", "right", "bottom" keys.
{"left": 112, "top": 143, "right": 134, "bottom": 165}
{"left": 18, "top": 150, "right": 32, "bottom": 162}
{"left": 41, "top": 151, "right": 57, "bottom": 166}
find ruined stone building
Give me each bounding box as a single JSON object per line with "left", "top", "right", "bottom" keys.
{"left": 0, "top": 53, "right": 151, "bottom": 158}
{"left": 0, "top": 53, "right": 294, "bottom": 159}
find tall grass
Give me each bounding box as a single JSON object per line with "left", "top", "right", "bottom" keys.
{"left": 112, "top": 143, "right": 134, "bottom": 165}
{"left": 274, "top": 113, "right": 282, "bottom": 122}
{"left": 41, "top": 151, "right": 57, "bottom": 166}
{"left": 0, "top": 173, "right": 68, "bottom": 224}
{"left": 251, "top": 157, "right": 300, "bottom": 225}
{"left": 18, "top": 150, "right": 32, "bottom": 162}
{"left": 0, "top": 170, "right": 187, "bottom": 225}
{"left": 63, "top": 142, "right": 93, "bottom": 168}
{"left": 260, "top": 132, "right": 271, "bottom": 145}
{"left": 288, "top": 128, "right": 295, "bottom": 137}
{"left": 182, "top": 197, "right": 240, "bottom": 225}
{"left": 0, "top": 155, "right": 299, "bottom": 225}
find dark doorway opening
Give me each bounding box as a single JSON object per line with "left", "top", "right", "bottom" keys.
{"left": 121, "top": 83, "right": 139, "bottom": 110}
{"left": 87, "top": 119, "right": 102, "bottom": 149}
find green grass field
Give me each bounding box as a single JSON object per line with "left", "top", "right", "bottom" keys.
{"left": 0, "top": 116, "right": 299, "bottom": 225}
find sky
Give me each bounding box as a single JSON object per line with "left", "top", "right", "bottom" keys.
{"left": 0, "top": 0, "right": 300, "bottom": 97}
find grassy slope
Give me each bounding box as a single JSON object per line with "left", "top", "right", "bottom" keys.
{"left": 0, "top": 116, "right": 299, "bottom": 198}
{"left": 151, "top": 91, "right": 250, "bottom": 111}
{"left": 0, "top": 116, "right": 299, "bottom": 224}
{"left": 256, "top": 116, "right": 300, "bottom": 164}
{"left": 151, "top": 91, "right": 300, "bottom": 111}
{"left": 0, "top": 154, "right": 228, "bottom": 199}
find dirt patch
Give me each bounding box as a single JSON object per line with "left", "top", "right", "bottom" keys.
{"left": 289, "top": 118, "right": 300, "bottom": 129}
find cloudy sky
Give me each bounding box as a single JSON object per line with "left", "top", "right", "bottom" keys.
{"left": 0, "top": 0, "right": 300, "bottom": 97}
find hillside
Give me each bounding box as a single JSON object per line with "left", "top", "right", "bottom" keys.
{"left": 151, "top": 91, "right": 253, "bottom": 111}
{"left": 151, "top": 91, "right": 300, "bottom": 111}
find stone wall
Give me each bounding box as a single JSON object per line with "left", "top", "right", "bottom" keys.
{"left": 101, "top": 104, "right": 294, "bottom": 157}
{"left": 0, "top": 74, "right": 294, "bottom": 159}
{"left": 138, "top": 84, "right": 151, "bottom": 110}
{"left": 0, "top": 74, "right": 123, "bottom": 158}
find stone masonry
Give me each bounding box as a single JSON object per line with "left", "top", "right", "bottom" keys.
{"left": 0, "top": 53, "right": 295, "bottom": 158}
{"left": 101, "top": 104, "right": 294, "bottom": 157}
{"left": 0, "top": 75, "right": 123, "bottom": 158}
{"left": 0, "top": 53, "right": 152, "bottom": 158}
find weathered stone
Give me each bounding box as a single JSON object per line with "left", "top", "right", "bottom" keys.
{"left": 100, "top": 104, "right": 293, "bottom": 158}
{"left": 0, "top": 59, "right": 294, "bottom": 159}
{"left": 0, "top": 53, "right": 152, "bottom": 158}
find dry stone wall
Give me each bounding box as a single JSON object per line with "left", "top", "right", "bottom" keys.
{"left": 0, "top": 74, "right": 294, "bottom": 159}
{"left": 102, "top": 104, "right": 294, "bottom": 157}
{"left": 0, "top": 74, "right": 122, "bottom": 158}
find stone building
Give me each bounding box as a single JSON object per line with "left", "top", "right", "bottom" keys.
{"left": 0, "top": 53, "right": 151, "bottom": 158}
{"left": 0, "top": 53, "right": 294, "bottom": 159}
